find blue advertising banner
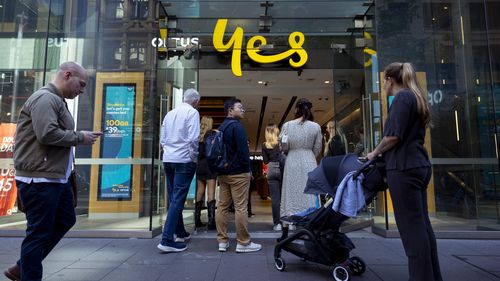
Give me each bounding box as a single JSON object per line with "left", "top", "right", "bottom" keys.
{"left": 98, "top": 84, "right": 136, "bottom": 200}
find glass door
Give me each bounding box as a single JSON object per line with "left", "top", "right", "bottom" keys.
{"left": 155, "top": 46, "right": 200, "bottom": 229}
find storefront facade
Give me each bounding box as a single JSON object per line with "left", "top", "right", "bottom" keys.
{"left": 0, "top": 0, "right": 498, "bottom": 238}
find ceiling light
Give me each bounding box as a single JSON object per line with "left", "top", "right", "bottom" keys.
{"left": 258, "top": 81, "right": 264, "bottom": 84}
{"left": 324, "top": 80, "right": 331, "bottom": 84}
{"left": 190, "top": 81, "right": 196, "bottom": 84}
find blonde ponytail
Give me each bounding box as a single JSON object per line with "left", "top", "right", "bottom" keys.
{"left": 264, "top": 125, "right": 279, "bottom": 149}
{"left": 384, "top": 62, "right": 431, "bottom": 127}
{"left": 400, "top": 63, "right": 431, "bottom": 127}
{"left": 199, "top": 116, "right": 213, "bottom": 142}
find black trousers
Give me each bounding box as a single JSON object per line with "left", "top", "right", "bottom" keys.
{"left": 267, "top": 162, "right": 282, "bottom": 225}
{"left": 387, "top": 167, "right": 443, "bottom": 281}
{"left": 17, "top": 181, "right": 76, "bottom": 281}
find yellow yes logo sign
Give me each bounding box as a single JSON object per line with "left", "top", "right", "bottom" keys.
{"left": 213, "top": 19, "right": 308, "bottom": 77}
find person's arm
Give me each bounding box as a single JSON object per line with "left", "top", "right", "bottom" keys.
{"left": 367, "top": 136, "right": 399, "bottom": 160}
{"left": 32, "top": 95, "right": 99, "bottom": 146}
{"left": 367, "top": 93, "right": 411, "bottom": 160}
{"left": 312, "top": 125, "right": 323, "bottom": 157}
{"left": 234, "top": 124, "right": 251, "bottom": 172}
{"left": 159, "top": 114, "right": 168, "bottom": 148}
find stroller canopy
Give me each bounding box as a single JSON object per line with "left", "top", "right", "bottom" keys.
{"left": 304, "top": 154, "right": 364, "bottom": 195}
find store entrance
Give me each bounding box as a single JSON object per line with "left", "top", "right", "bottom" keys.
{"left": 194, "top": 68, "right": 370, "bottom": 232}
{"left": 154, "top": 1, "right": 380, "bottom": 233}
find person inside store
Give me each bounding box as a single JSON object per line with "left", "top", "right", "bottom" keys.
{"left": 216, "top": 98, "right": 261, "bottom": 253}
{"left": 195, "top": 116, "right": 217, "bottom": 230}
{"left": 279, "top": 98, "right": 323, "bottom": 230}
{"left": 261, "top": 123, "right": 283, "bottom": 231}
{"left": 158, "top": 88, "right": 201, "bottom": 253}
{"left": 324, "top": 120, "right": 345, "bottom": 157}
{"left": 367, "top": 62, "right": 442, "bottom": 281}
{"left": 353, "top": 126, "right": 365, "bottom": 157}
{"left": 6, "top": 62, "right": 102, "bottom": 281}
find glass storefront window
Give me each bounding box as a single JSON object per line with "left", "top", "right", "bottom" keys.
{"left": 0, "top": 0, "right": 498, "bottom": 237}
{"left": 0, "top": 0, "right": 161, "bottom": 237}
{"left": 106, "top": 0, "right": 125, "bottom": 20}
{"left": 375, "top": 0, "right": 500, "bottom": 234}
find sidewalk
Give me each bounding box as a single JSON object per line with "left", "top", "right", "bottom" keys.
{"left": 1, "top": 229, "right": 499, "bottom": 281}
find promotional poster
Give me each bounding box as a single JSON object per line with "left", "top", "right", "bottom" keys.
{"left": 0, "top": 123, "right": 17, "bottom": 216}
{"left": 98, "top": 84, "right": 136, "bottom": 200}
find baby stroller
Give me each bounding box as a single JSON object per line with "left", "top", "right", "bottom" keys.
{"left": 274, "top": 154, "right": 387, "bottom": 281}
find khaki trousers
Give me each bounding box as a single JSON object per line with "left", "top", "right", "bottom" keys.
{"left": 216, "top": 173, "right": 251, "bottom": 245}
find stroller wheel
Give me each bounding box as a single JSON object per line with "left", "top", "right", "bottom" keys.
{"left": 348, "top": 256, "right": 366, "bottom": 275}
{"left": 332, "top": 266, "right": 349, "bottom": 281}
{"left": 274, "top": 257, "right": 286, "bottom": 271}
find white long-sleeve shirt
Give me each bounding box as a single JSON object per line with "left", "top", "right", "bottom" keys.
{"left": 160, "top": 102, "right": 200, "bottom": 163}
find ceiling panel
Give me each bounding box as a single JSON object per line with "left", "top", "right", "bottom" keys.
{"left": 162, "top": 1, "right": 369, "bottom": 19}
{"left": 199, "top": 69, "right": 364, "bottom": 153}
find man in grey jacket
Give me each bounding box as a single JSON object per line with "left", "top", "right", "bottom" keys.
{"left": 4, "top": 62, "right": 102, "bottom": 281}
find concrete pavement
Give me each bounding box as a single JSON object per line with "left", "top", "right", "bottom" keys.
{"left": 1, "top": 229, "right": 499, "bottom": 281}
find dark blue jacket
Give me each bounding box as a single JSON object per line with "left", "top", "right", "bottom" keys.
{"left": 220, "top": 117, "right": 251, "bottom": 175}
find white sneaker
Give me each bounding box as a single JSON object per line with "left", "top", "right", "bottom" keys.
{"left": 218, "top": 242, "right": 229, "bottom": 252}
{"left": 236, "top": 242, "right": 262, "bottom": 253}
{"left": 157, "top": 242, "right": 187, "bottom": 253}
{"left": 273, "top": 224, "right": 282, "bottom": 231}
{"left": 174, "top": 233, "right": 191, "bottom": 243}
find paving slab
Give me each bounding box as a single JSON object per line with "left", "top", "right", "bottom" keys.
{"left": 0, "top": 230, "right": 499, "bottom": 281}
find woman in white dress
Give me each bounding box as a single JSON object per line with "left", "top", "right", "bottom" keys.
{"left": 279, "top": 98, "right": 322, "bottom": 222}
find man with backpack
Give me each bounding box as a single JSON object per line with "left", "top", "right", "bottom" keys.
{"left": 214, "top": 98, "right": 262, "bottom": 253}
{"left": 157, "top": 89, "right": 200, "bottom": 253}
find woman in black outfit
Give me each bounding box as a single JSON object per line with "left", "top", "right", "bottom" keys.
{"left": 367, "top": 62, "right": 442, "bottom": 281}
{"left": 262, "top": 124, "right": 283, "bottom": 231}
{"left": 324, "top": 121, "right": 345, "bottom": 157}
{"left": 196, "top": 116, "right": 217, "bottom": 229}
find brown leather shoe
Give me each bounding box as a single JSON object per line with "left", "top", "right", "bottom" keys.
{"left": 3, "top": 264, "right": 20, "bottom": 281}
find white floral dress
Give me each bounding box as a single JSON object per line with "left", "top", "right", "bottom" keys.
{"left": 279, "top": 119, "right": 322, "bottom": 216}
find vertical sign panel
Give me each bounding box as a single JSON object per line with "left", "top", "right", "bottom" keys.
{"left": 0, "top": 124, "right": 17, "bottom": 215}
{"left": 98, "top": 84, "right": 136, "bottom": 200}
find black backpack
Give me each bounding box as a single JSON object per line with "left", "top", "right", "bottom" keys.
{"left": 205, "top": 120, "right": 238, "bottom": 174}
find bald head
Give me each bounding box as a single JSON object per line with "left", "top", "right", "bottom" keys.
{"left": 58, "top": 62, "right": 86, "bottom": 76}
{"left": 53, "top": 61, "right": 88, "bottom": 99}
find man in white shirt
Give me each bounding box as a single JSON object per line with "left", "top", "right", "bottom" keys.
{"left": 157, "top": 89, "right": 200, "bottom": 253}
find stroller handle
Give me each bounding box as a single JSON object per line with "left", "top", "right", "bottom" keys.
{"left": 352, "top": 155, "right": 382, "bottom": 179}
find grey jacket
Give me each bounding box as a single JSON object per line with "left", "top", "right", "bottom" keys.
{"left": 13, "top": 83, "right": 84, "bottom": 179}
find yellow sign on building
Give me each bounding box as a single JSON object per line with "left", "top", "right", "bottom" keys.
{"left": 213, "top": 19, "right": 308, "bottom": 77}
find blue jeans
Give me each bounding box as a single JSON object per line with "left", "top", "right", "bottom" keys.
{"left": 16, "top": 181, "right": 76, "bottom": 281}
{"left": 161, "top": 162, "right": 197, "bottom": 244}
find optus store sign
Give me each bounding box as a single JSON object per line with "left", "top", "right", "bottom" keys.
{"left": 213, "top": 19, "right": 308, "bottom": 77}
